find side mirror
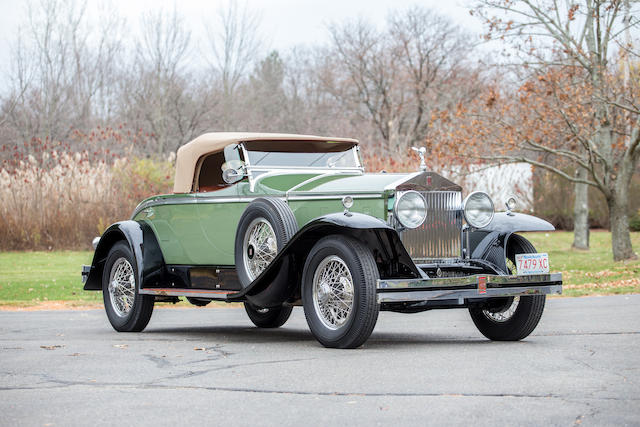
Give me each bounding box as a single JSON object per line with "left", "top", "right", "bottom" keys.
{"left": 222, "top": 168, "right": 245, "bottom": 184}
{"left": 221, "top": 160, "right": 246, "bottom": 184}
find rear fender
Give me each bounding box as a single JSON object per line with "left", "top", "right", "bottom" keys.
{"left": 83, "top": 221, "right": 166, "bottom": 291}
{"left": 230, "top": 212, "right": 420, "bottom": 308}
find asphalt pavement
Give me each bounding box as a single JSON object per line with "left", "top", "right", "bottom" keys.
{"left": 1, "top": 295, "right": 639, "bottom": 426}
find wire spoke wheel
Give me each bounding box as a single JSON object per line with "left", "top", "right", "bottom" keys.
{"left": 243, "top": 218, "right": 278, "bottom": 281}
{"left": 482, "top": 257, "right": 519, "bottom": 322}
{"left": 469, "top": 236, "right": 546, "bottom": 341}
{"left": 102, "top": 242, "right": 154, "bottom": 332}
{"left": 302, "top": 235, "right": 379, "bottom": 348}
{"left": 312, "top": 255, "right": 355, "bottom": 330}
{"left": 483, "top": 296, "right": 520, "bottom": 322}
{"left": 108, "top": 257, "right": 136, "bottom": 318}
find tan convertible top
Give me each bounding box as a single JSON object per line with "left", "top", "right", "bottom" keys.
{"left": 173, "top": 132, "right": 359, "bottom": 193}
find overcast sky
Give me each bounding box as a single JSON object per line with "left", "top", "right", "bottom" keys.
{"left": 0, "top": 0, "right": 483, "bottom": 85}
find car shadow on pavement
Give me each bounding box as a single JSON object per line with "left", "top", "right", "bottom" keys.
{"left": 141, "top": 325, "right": 535, "bottom": 348}
{"left": 143, "top": 325, "right": 316, "bottom": 344}
{"left": 365, "top": 332, "right": 532, "bottom": 349}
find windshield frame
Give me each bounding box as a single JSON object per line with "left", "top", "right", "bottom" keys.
{"left": 238, "top": 143, "right": 364, "bottom": 192}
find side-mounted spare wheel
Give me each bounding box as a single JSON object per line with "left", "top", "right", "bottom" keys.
{"left": 102, "top": 241, "right": 154, "bottom": 332}
{"left": 302, "top": 235, "right": 380, "bottom": 349}
{"left": 469, "top": 235, "right": 546, "bottom": 341}
{"left": 235, "top": 197, "right": 298, "bottom": 328}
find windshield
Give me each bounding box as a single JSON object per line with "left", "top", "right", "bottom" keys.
{"left": 245, "top": 147, "right": 359, "bottom": 169}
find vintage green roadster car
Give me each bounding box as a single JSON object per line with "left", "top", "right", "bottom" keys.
{"left": 82, "top": 132, "right": 562, "bottom": 348}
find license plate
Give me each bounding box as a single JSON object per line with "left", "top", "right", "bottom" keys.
{"left": 515, "top": 253, "right": 549, "bottom": 275}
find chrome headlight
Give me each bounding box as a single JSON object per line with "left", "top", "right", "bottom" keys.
{"left": 463, "top": 191, "right": 494, "bottom": 229}
{"left": 394, "top": 191, "right": 427, "bottom": 229}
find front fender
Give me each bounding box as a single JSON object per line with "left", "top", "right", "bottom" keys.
{"left": 230, "top": 212, "right": 419, "bottom": 307}
{"left": 484, "top": 212, "right": 555, "bottom": 233}
{"left": 469, "top": 212, "right": 553, "bottom": 273}
{"left": 83, "top": 220, "right": 165, "bottom": 291}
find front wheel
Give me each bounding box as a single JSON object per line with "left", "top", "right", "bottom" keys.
{"left": 469, "top": 295, "right": 546, "bottom": 341}
{"left": 302, "top": 235, "right": 380, "bottom": 349}
{"left": 469, "top": 235, "right": 546, "bottom": 341}
{"left": 102, "top": 242, "right": 154, "bottom": 332}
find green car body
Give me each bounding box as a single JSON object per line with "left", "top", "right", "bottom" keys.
{"left": 83, "top": 132, "right": 563, "bottom": 348}
{"left": 132, "top": 173, "right": 395, "bottom": 266}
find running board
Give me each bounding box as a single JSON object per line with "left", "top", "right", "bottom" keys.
{"left": 139, "top": 288, "right": 236, "bottom": 301}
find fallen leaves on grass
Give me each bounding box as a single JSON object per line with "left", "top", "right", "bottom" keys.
{"left": 564, "top": 278, "right": 640, "bottom": 290}
{"left": 584, "top": 270, "right": 618, "bottom": 279}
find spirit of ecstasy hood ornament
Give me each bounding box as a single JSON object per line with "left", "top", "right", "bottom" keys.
{"left": 411, "top": 147, "right": 427, "bottom": 172}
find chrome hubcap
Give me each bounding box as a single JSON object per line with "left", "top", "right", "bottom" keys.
{"left": 312, "top": 255, "right": 354, "bottom": 330}
{"left": 108, "top": 257, "right": 135, "bottom": 317}
{"left": 243, "top": 218, "right": 277, "bottom": 282}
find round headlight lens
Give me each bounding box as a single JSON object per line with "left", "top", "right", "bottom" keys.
{"left": 395, "top": 191, "right": 427, "bottom": 229}
{"left": 463, "top": 191, "right": 494, "bottom": 229}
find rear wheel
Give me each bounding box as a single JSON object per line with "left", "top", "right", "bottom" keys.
{"left": 102, "top": 242, "right": 154, "bottom": 332}
{"left": 469, "top": 236, "right": 546, "bottom": 341}
{"left": 187, "top": 297, "right": 211, "bottom": 307}
{"left": 244, "top": 303, "right": 293, "bottom": 328}
{"left": 302, "top": 235, "right": 379, "bottom": 349}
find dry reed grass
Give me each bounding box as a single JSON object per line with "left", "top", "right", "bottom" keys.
{"left": 0, "top": 131, "right": 173, "bottom": 250}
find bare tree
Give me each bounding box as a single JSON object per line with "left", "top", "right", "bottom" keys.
{"left": 3, "top": 0, "right": 123, "bottom": 146}
{"left": 119, "top": 8, "right": 214, "bottom": 154}
{"left": 323, "top": 7, "right": 476, "bottom": 156}
{"left": 573, "top": 165, "right": 590, "bottom": 249}
{"left": 239, "top": 51, "right": 288, "bottom": 131}
{"left": 280, "top": 47, "right": 362, "bottom": 137}
{"left": 473, "top": 0, "right": 640, "bottom": 261}
{"left": 387, "top": 7, "right": 473, "bottom": 147}
{"left": 205, "top": 0, "right": 262, "bottom": 128}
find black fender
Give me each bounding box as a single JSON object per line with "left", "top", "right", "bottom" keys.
{"left": 484, "top": 212, "right": 555, "bottom": 233}
{"left": 469, "top": 212, "right": 554, "bottom": 273}
{"left": 229, "top": 212, "right": 420, "bottom": 308}
{"left": 83, "top": 220, "right": 166, "bottom": 291}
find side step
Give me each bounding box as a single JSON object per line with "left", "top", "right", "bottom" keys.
{"left": 139, "top": 288, "right": 236, "bottom": 301}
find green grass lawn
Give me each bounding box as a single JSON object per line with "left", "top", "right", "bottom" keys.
{"left": 0, "top": 231, "right": 638, "bottom": 308}
{"left": 522, "top": 231, "right": 639, "bottom": 297}
{"left": 0, "top": 251, "right": 100, "bottom": 307}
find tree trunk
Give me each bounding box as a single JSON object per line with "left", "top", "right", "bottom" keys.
{"left": 572, "top": 167, "right": 589, "bottom": 250}
{"left": 608, "top": 191, "right": 637, "bottom": 261}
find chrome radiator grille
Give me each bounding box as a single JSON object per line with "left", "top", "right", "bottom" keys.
{"left": 400, "top": 191, "right": 462, "bottom": 261}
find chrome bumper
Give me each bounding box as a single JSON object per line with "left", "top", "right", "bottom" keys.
{"left": 376, "top": 273, "right": 562, "bottom": 303}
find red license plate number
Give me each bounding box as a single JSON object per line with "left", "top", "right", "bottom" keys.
{"left": 515, "top": 253, "right": 549, "bottom": 275}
